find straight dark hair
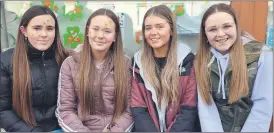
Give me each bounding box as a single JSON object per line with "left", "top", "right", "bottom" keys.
{"left": 12, "top": 5, "right": 68, "bottom": 127}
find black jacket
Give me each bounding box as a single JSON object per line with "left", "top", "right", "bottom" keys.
{"left": 0, "top": 44, "right": 60, "bottom": 132}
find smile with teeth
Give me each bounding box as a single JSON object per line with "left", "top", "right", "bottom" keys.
{"left": 216, "top": 38, "right": 228, "bottom": 43}
{"left": 150, "top": 38, "right": 159, "bottom": 41}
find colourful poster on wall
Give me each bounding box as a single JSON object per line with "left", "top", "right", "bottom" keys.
{"left": 63, "top": 26, "right": 84, "bottom": 48}
{"left": 41, "top": 0, "right": 59, "bottom": 16}
{"left": 62, "top": 1, "right": 83, "bottom": 21}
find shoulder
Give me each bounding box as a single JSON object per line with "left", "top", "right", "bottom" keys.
{"left": 60, "top": 55, "right": 77, "bottom": 71}
{"left": 245, "top": 41, "right": 272, "bottom": 64}
{"left": 244, "top": 40, "right": 265, "bottom": 53}
{"left": 258, "top": 45, "right": 273, "bottom": 65}
{"left": 1, "top": 48, "right": 14, "bottom": 69}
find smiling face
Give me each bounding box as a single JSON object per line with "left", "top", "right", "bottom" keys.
{"left": 144, "top": 15, "right": 172, "bottom": 56}
{"left": 21, "top": 14, "right": 56, "bottom": 51}
{"left": 88, "top": 15, "right": 116, "bottom": 53}
{"left": 205, "top": 12, "right": 237, "bottom": 54}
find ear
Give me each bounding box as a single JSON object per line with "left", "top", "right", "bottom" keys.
{"left": 20, "top": 26, "right": 28, "bottom": 37}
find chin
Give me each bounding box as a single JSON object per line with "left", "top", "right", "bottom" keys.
{"left": 222, "top": 46, "right": 232, "bottom": 51}
{"left": 36, "top": 45, "right": 51, "bottom": 51}
{"left": 93, "top": 48, "right": 108, "bottom": 52}
{"left": 150, "top": 44, "right": 163, "bottom": 49}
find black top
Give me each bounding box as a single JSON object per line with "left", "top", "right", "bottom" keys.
{"left": 154, "top": 56, "right": 167, "bottom": 73}
{"left": 0, "top": 44, "right": 60, "bottom": 132}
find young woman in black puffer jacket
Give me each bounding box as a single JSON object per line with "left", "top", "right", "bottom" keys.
{"left": 0, "top": 5, "right": 70, "bottom": 132}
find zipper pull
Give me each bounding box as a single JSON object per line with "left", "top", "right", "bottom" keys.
{"left": 42, "top": 52, "right": 45, "bottom": 66}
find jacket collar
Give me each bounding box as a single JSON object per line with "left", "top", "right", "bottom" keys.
{"left": 210, "top": 40, "right": 263, "bottom": 76}
{"left": 27, "top": 42, "right": 55, "bottom": 61}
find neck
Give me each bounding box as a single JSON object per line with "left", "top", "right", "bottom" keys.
{"left": 92, "top": 49, "right": 109, "bottom": 64}
{"left": 153, "top": 44, "right": 169, "bottom": 58}
{"left": 217, "top": 49, "right": 229, "bottom": 55}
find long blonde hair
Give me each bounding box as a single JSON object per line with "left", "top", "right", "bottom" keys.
{"left": 77, "top": 9, "right": 128, "bottom": 121}
{"left": 141, "top": 5, "right": 179, "bottom": 106}
{"left": 194, "top": 3, "right": 248, "bottom": 104}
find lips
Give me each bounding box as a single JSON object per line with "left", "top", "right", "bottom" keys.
{"left": 150, "top": 38, "right": 160, "bottom": 43}
{"left": 96, "top": 41, "right": 105, "bottom": 44}
{"left": 150, "top": 38, "right": 159, "bottom": 40}
{"left": 216, "top": 38, "right": 228, "bottom": 43}
{"left": 93, "top": 41, "right": 106, "bottom": 46}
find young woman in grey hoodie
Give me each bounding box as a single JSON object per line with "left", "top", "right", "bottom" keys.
{"left": 195, "top": 3, "right": 273, "bottom": 132}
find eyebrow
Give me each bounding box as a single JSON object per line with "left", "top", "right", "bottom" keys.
{"left": 32, "top": 25, "right": 42, "bottom": 27}
{"left": 145, "top": 23, "right": 166, "bottom": 27}
{"left": 222, "top": 22, "right": 234, "bottom": 25}
{"left": 31, "top": 25, "right": 55, "bottom": 28}
{"left": 91, "top": 25, "right": 100, "bottom": 28}
{"left": 91, "top": 25, "right": 114, "bottom": 30}
{"left": 207, "top": 22, "right": 234, "bottom": 28}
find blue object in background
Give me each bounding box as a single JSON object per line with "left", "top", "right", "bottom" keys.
{"left": 52, "top": 129, "right": 63, "bottom": 132}
{"left": 267, "top": 25, "right": 273, "bottom": 48}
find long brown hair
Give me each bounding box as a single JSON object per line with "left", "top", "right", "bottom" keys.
{"left": 194, "top": 3, "right": 248, "bottom": 104}
{"left": 141, "top": 5, "right": 179, "bottom": 107}
{"left": 12, "top": 5, "right": 68, "bottom": 126}
{"left": 77, "top": 8, "right": 128, "bottom": 121}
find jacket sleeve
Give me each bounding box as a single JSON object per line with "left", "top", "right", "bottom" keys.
{"left": 169, "top": 65, "right": 199, "bottom": 132}
{"left": 241, "top": 46, "right": 273, "bottom": 132}
{"left": 55, "top": 57, "right": 91, "bottom": 132}
{"left": 0, "top": 54, "right": 44, "bottom": 132}
{"left": 130, "top": 60, "right": 158, "bottom": 132}
{"left": 109, "top": 57, "right": 134, "bottom": 132}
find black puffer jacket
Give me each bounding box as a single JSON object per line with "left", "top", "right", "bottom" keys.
{"left": 0, "top": 44, "right": 60, "bottom": 132}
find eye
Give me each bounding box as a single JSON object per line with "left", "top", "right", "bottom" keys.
{"left": 92, "top": 27, "right": 99, "bottom": 31}
{"left": 33, "top": 27, "right": 41, "bottom": 30}
{"left": 47, "top": 27, "right": 55, "bottom": 31}
{"left": 104, "top": 30, "right": 112, "bottom": 33}
{"left": 156, "top": 25, "right": 164, "bottom": 29}
{"left": 208, "top": 28, "right": 217, "bottom": 32}
{"left": 223, "top": 25, "right": 232, "bottom": 29}
{"left": 104, "top": 28, "right": 112, "bottom": 33}
{"left": 145, "top": 27, "right": 151, "bottom": 31}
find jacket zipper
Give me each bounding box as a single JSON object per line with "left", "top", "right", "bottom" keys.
{"left": 42, "top": 52, "right": 47, "bottom": 107}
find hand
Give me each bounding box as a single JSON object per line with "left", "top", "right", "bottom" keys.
{"left": 102, "top": 128, "right": 110, "bottom": 132}
{"left": 102, "top": 124, "right": 110, "bottom": 132}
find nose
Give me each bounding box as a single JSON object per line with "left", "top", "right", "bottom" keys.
{"left": 40, "top": 30, "right": 48, "bottom": 37}
{"left": 97, "top": 30, "right": 104, "bottom": 39}
{"left": 216, "top": 28, "right": 225, "bottom": 37}
{"left": 150, "top": 28, "right": 158, "bottom": 36}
